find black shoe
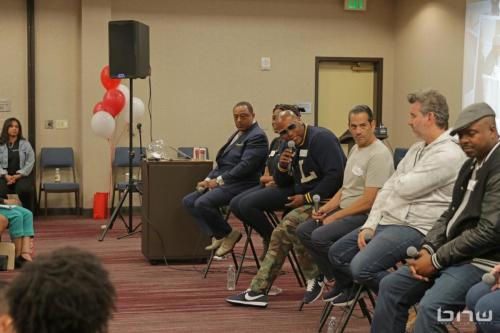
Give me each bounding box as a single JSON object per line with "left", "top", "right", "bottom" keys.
{"left": 303, "top": 276, "right": 325, "bottom": 304}
{"left": 323, "top": 284, "right": 344, "bottom": 302}
{"left": 14, "top": 256, "right": 28, "bottom": 269}
{"left": 226, "top": 289, "right": 268, "bottom": 308}
{"left": 332, "top": 286, "right": 364, "bottom": 307}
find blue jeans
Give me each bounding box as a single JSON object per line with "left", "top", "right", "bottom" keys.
{"left": 296, "top": 213, "right": 367, "bottom": 280}
{"left": 466, "top": 281, "right": 500, "bottom": 333}
{"left": 182, "top": 188, "right": 235, "bottom": 238}
{"left": 372, "top": 264, "right": 484, "bottom": 333}
{"left": 328, "top": 224, "right": 424, "bottom": 292}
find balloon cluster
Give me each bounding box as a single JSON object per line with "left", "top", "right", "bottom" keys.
{"left": 90, "top": 65, "right": 146, "bottom": 139}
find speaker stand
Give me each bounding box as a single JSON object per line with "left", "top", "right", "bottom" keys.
{"left": 99, "top": 78, "right": 141, "bottom": 241}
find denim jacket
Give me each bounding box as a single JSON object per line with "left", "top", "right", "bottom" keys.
{"left": 0, "top": 139, "right": 35, "bottom": 176}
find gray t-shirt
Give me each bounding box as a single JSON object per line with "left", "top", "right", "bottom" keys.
{"left": 340, "top": 139, "right": 394, "bottom": 209}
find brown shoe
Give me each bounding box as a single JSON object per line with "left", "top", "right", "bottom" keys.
{"left": 205, "top": 237, "right": 223, "bottom": 251}
{"left": 215, "top": 230, "right": 242, "bottom": 257}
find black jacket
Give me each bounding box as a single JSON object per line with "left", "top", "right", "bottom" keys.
{"left": 422, "top": 143, "right": 500, "bottom": 269}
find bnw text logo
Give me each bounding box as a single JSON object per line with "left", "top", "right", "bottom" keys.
{"left": 437, "top": 307, "right": 492, "bottom": 323}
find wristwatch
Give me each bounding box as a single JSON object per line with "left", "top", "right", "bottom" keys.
{"left": 216, "top": 176, "right": 225, "bottom": 186}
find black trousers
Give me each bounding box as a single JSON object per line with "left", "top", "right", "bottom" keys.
{"left": 229, "top": 185, "right": 294, "bottom": 241}
{"left": 0, "top": 176, "right": 34, "bottom": 212}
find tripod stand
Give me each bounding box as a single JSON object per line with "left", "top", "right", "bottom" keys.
{"left": 99, "top": 78, "right": 142, "bottom": 241}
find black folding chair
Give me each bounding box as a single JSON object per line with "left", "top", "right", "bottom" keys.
{"left": 234, "top": 223, "right": 261, "bottom": 285}
{"left": 318, "top": 284, "right": 376, "bottom": 332}
{"left": 202, "top": 207, "right": 239, "bottom": 278}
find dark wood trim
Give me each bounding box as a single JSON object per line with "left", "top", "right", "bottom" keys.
{"left": 27, "top": 0, "right": 35, "bottom": 149}
{"left": 314, "top": 57, "right": 384, "bottom": 127}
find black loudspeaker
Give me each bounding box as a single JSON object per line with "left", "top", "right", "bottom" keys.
{"left": 108, "top": 20, "right": 150, "bottom": 79}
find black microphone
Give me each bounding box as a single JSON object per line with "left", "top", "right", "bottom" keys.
{"left": 136, "top": 123, "right": 145, "bottom": 159}
{"left": 312, "top": 194, "right": 321, "bottom": 226}
{"left": 482, "top": 272, "right": 496, "bottom": 286}
{"left": 287, "top": 140, "right": 295, "bottom": 176}
{"left": 406, "top": 246, "right": 419, "bottom": 259}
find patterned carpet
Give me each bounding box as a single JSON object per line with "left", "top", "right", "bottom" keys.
{"left": 0, "top": 215, "right": 475, "bottom": 333}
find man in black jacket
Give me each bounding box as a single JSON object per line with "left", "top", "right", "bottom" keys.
{"left": 371, "top": 102, "right": 500, "bottom": 333}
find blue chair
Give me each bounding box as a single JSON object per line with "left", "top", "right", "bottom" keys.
{"left": 394, "top": 148, "right": 409, "bottom": 169}
{"left": 111, "top": 147, "right": 143, "bottom": 212}
{"left": 38, "top": 148, "right": 80, "bottom": 216}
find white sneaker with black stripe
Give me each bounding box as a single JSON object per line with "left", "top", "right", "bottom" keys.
{"left": 225, "top": 289, "right": 268, "bottom": 308}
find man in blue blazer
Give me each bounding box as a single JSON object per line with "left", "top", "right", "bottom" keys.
{"left": 183, "top": 101, "right": 268, "bottom": 257}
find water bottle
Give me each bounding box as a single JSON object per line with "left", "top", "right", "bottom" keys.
{"left": 327, "top": 316, "right": 336, "bottom": 333}
{"left": 54, "top": 168, "right": 61, "bottom": 183}
{"left": 226, "top": 264, "right": 236, "bottom": 290}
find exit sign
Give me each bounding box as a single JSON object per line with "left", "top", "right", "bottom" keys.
{"left": 345, "top": 0, "right": 367, "bottom": 11}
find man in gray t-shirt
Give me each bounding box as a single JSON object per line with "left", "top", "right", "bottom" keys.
{"left": 297, "top": 105, "right": 394, "bottom": 304}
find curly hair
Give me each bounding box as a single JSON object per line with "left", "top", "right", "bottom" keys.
{"left": 6, "top": 247, "right": 116, "bottom": 333}
{"left": 407, "top": 89, "right": 449, "bottom": 130}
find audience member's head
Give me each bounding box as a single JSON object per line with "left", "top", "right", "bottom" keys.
{"left": 451, "top": 102, "right": 499, "bottom": 160}
{"left": 0, "top": 118, "right": 24, "bottom": 146}
{"left": 276, "top": 110, "right": 305, "bottom": 145}
{"left": 233, "top": 101, "right": 255, "bottom": 132}
{"left": 6, "top": 247, "right": 116, "bottom": 333}
{"left": 0, "top": 281, "right": 10, "bottom": 332}
{"left": 406, "top": 89, "right": 449, "bottom": 142}
{"left": 348, "top": 105, "right": 376, "bottom": 148}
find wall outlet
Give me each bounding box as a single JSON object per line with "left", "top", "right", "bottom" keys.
{"left": 54, "top": 120, "right": 68, "bottom": 129}
{"left": 45, "top": 120, "right": 54, "bottom": 129}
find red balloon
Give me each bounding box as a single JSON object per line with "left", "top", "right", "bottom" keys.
{"left": 92, "top": 102, "right": 105, "bottom": 114}
{"left": 102, "top": 89, "right": 125, "bottom": 117}
{"left": 100, "top": 65, "right": 121, "bottom": 90}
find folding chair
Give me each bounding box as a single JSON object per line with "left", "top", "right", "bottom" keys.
{"left": 234, "top": 223, "right": 261, "bottom": 286}
{"left": 317, "top": 284, "right": 376, "bottom": 333}
{"left": 38, "top": 147, "right": 80, "bottom": 216}
{"left": 202, "top": 207, "right": 239, "bottom": 278}
{"left": 111, "top": 147, "right": 143, "bottom": 212}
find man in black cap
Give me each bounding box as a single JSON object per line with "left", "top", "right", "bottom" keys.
{"left": 371, "top": 102, "right": 500, "bottom": 333}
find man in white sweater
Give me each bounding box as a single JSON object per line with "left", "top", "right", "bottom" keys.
{"left": 325, "top": 89, "right": 466, "bottom": 306}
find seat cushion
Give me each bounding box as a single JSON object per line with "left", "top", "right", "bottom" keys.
{"left": 42, "top": 182, "right": 79, "bottom": 191}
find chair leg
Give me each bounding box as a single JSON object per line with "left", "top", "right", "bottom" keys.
{"left": 336, "top": 285, "right": 366, "bottom": 333}
{"left": 318, "top": 301, "right": 334, "bottom": 332}
{"left": 44, "top": 192, "right": 48, "bottom": 216}
{"left": 203, "top": 250, "right": 216, "bottom": 279}
{"left": 75, "top": 191, "right": 79, "bottom": 215}
{"left": 235, "top": 227, "right": 252, "bottom": 285}
{"left": 37, "top": 189, "right": 41, "bottom": 214}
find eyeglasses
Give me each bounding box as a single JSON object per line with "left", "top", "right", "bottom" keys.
{"left": 278, "top": 123, "right": 298, "bottom": 137}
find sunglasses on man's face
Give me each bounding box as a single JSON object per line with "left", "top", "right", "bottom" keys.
{"left": 278, "top": 123, "right": 298, "bottom": 137}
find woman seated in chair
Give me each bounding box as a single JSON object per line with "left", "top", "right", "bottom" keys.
{"left": 0, "top": 198, "right": 34, "bottom": 268}
{"left": 0, "top": 118, "right": 35, "bottom": 211}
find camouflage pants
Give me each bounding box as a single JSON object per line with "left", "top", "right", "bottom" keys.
{"left": 250, "top": 205, "right": 320, "bottom": 293}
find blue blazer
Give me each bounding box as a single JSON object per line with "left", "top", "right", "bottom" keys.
{"left": 208, "top": 122, "right": 268, "bottom": 192}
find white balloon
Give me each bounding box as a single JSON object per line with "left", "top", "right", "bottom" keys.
{"left": 117, "top": 84, "right": 130, "bottom": 113}
{"left": 91, "top": 111, "right": 116, "bottom": 139}
{"left": 124, "top": 97, "right": 146, "bottom": 123}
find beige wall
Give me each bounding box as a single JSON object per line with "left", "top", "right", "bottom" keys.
{"left": 0, "top": 0, "right": 467, "bottom": 209}
{"left": 0, "top": 0, "right": 27, "bottom": 127}
{"left": 392, "top": 0, "right": 466, "bottom": 147}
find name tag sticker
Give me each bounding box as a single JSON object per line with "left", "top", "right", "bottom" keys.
{"left": 352, "top": 166, "right": 363, "bottom": 176}
{"left": 467, "top": 180, "right": 477, "bottom": 191}
{"left": 269, "top": 150, "right": 276, "bottom": 157}
{"left": 299, "top": 150, "right": 308, "bottom": 157}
